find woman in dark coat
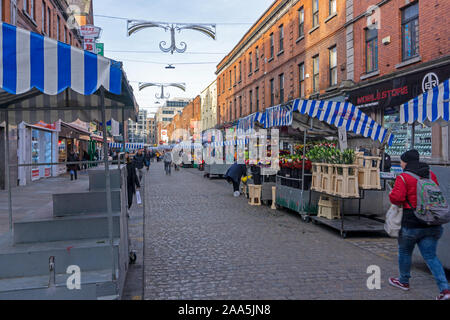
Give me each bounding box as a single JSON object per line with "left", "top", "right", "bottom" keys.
{"left": 67, "top": 150, "right": 79, "bottom": 181}
{"left": 125, "top": 153, "right": 141, "bottom": 209}
{"left": 224, "top": 163, "right": 247, "bottom": 197}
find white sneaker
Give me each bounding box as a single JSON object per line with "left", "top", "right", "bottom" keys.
{"left": 233, "top": 191, "right": 240, "bottom": 197}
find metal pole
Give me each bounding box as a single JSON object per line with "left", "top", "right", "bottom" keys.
{"left": 411, "top": 123, "right": 415, "bottom": 149}
{"left": 100, "top": 87, "right": 116, "bottom": 281}
{"left": 5, "top": 111, "right": 13, "bottom": 232}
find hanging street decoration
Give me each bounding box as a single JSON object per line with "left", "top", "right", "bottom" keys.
{"left": 127, "top": 20, "right": 216, "bottom": 54}
{"left": 138, "top": 82, "right": 186, "bottom": 99}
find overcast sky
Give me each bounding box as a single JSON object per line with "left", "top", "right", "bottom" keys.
{"left": 93, "top": 0, "right": 274, "bottom": 116}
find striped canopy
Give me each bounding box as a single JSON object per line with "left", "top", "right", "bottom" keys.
{"left": 109, "top": 143, "right": 144, "bottom": 150}
{"left": 0, "top": 22, "right": 138, "bottom": 125}
{"left": 237, "top": 98, "right": 393, "bottom": 146}
{"left": 400, "top": 78, "right": 450, "bottom": 126}
{"left": 0, "top": 22, "right": 121, "bottom": 96}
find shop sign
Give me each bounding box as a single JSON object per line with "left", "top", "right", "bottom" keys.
{"left": 45, "top": 168, "right": 51, "bottom": 177}
{"left": 32, "top": 169, "right": 40, "bottom": 179}
{"left": 79, "top": 25, "right": 102, "bottom": 38}
{"left": 349, "top": 63, "right": 450, "bottom": 109}
{"left": 83, "top": 37, "right": 96, "bottom": 53}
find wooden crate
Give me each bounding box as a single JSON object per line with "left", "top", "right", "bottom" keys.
{"left": 333, "top": 164, "right": 359, "bottom": 198}
{"left": 320, "top": 164, "right": 335, "bottom": 195}
{"left": 318, "top": 195, "right": 341, "bottom": 219}
{"left": 311, "top": 163, "right": 322, "bottom": 192}
{"left": 248, "top": 184, "right": 262, "bottom": 206}
{"left": 356, "top": 155, "right": 381, "bottom": 190}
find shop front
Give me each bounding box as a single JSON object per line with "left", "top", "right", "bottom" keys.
{"left": 347, "top": 58, "right": 450, "bottom": 162}
{"left": 17, "top": 121, "right": 59, "bottom": 185}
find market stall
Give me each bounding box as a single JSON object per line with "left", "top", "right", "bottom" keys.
{"left": 236, "top": 98, "right": 394, "bottom": 237}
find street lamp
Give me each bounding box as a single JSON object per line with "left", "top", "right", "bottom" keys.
{"left": 139, "top": 82, "right": 186, "bottom": 99}
{"left": 127, "top": 20, "right": 216, "bottom": 54}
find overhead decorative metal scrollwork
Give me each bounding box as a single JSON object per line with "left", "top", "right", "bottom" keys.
{"left": 139, "top": 82, "right": 186, "bottom": 99}
{"left": 127, "top": 20, "right": 216, "bottom": 54}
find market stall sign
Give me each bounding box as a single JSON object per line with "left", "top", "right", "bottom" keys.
{"left": 348, "top": 63, "right": 450, "bottom": 109}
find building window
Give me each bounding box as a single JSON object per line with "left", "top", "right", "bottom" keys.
{"left": 30, "top": 0, "right": 34, "bottom": 20}
{"left": 249, "top": 90, "right": 253, "bottom": 114}
{"left": 42, "top": 3, "right": 45, "bottom": 32}
{"left": 401, "top": 3, "right": 419, "bottom": 61}
{"left": 298, "top": 7, "right": 304, "bottom": 38}
{"left": 11, "top": 0, "right": 17, "bottom": 25}
{"left": 256, "top": 87, "right": 260, "bottom": 112}
{"left": 234, "top": 98, "right": 237, "bottom": 119}
{"left": 270, "top": 33, "right": 274, "bottom": 59}
{"left": 249, "top": 52, "right": 253, "bottom": 74}
{"left": 365, "top": 28, "right": 378, "bottom": 73}
{"left": 239, "top": 96, "right": 242, "bottom": 117}
{"left": 313, "top": 55, "right": 320, "bottom": 93}
{"left": 279, "top": 25, "right": 284, "bottom": 52}
{"left": 255, "top": 47, "right": 259, "bottom": 70}
{"left": 239, "top": 61, "right": 242, "bottom": 82}
{"left": 23, "top": 0, "right": 27, "bottom": 11}
{"left": 234, "top": 66, "right": 236, "bottom": 85}
{"left": 329, "top": 46, "right": 337, "bottom": 86}
{"left": 270, "top": 79, "right": 275, "bottom": 106}
{"left": 64, "top": 27, "right": 67, "bottom": 43}
{"left": 222, "top": 75, "right": 225, "bottom": 92}
{"left": 279, "top": 74, "right": 285, "bottom": 104}
{"left": 299, "top": 63, "right": 305, "bottom": 97}
{"left": 56, "top": 15, "right": 60, "bottom": 40}
{"left": 47, "top": 7, "right": 51, "bottom": 36}
{"left": 329, "top": 0, "right": 336, "bottom": 15}
{"left": 229, "top": 70, "right": 232, "bottom": 89}
{"left": 312, "top": 0, "right": 319, "bottom": 28}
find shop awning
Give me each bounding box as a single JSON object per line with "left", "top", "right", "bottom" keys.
{"left": 400, "top": 78, "right": 450, "bottom": 126}
{"left": 237, "top": 98, "right": 394, "bottom": 146}
{"left": 109, "top": 143, "right": 144, "bottom": 150}
{"left": 0, "top": 22, "right": 138, "bottom": 124}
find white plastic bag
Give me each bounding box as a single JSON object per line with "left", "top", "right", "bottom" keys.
{"left": 384, "top": 204, "right": 402, "bottom": 237}
{"left": 136, "top": 190, "right": 142, "bottom": 205}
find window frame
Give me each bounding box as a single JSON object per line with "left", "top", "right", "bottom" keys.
{"left": 313, "top": 55, "right": 320, "bottom": 93}
{"left": 249, "top": 52, "right": 253, "bottom": 74}
{"left": 255, "top": 47, "right": 259, "bottom": 70}
{"left": 365, "top": 28, "right": 378, "bottom": 73}
{"left": 279, "top": 24, "right": 284, "bottom": 53}
{"left": 298, "top": 62, "right": 305, "bottom": 97}
{"left": 279, "top": 74, "right": 285, "bottom": 104}
{"left": 329, "top": 46, "right": 337, "bottom": 86}
{"left": 329, "top": 0, "right": 337, "bottom": 16}
{"left": 312, "top": 0, "right": 319, "bottom": 28}
{"left": 249, "top": 90, "right": 253, "bottom": 114}
{"left": 270, "top": 78, "right": 275, "bottom": 107}
{"left": 256, "top": 87, "right": 260, "bottom": 112}
{"left": 298, "top": 7, "right": 304, "bottom": 38}
{"left": 269, "top": 33, "right": 274, "bottom": 59}
{"left": 401, "top": 3, "right": 419, "bottom": 61}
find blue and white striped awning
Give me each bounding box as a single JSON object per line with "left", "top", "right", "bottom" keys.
{"left": 0, "top": 22, "right": 121, "bottom": 96}
{"left": 263, "top": 104, "right": 294, "bottom": 129}
{"left": 293, "top": 99, "right": 393, "bottom": 145}
{"left": 237, "top": 112, "right": 265, "bottom": 131}
{"left": 108, "top": 143, "right": 144, "bottom": 150}
{"left": 400, "top": 78, "right": 450, "bottom": 126}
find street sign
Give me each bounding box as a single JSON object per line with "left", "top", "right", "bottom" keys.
{"left": 96, "top": 43, "right": 104, "bottom": 56}
{"left": 79, "top": 25, "right": 102, "bottom": 38}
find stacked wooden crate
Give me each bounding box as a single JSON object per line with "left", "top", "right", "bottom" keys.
{"left": 318, "top": 195, "right": 341, "bottom": 219}
{"left": 356, "top": 153, "right": 381, "bottom": 190}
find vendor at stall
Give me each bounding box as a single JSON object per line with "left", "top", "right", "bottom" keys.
{"left": 224, "top": 163, "right": 247, "bottom": 197}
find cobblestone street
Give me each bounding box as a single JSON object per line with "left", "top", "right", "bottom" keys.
{"left": 122, "top": 162, "right": 448, "bottom": 300}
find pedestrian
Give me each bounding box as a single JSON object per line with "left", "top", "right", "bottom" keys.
{"left": 82, "top": 150, "right": 90, "bottom": 170}
{"left": 224, "top": 162, "right": 247, "bottom": 197}
{"left": 388, "top": 149, "right": 450, "bottom": 300}
{"left": 163, "top": 151, "right": 173, "bottom": 175}
{"left": 125, "top": 153, "right": 140, "bottom": 210}
{"left": 144, "top": 148, "right": 151, "bottom": 171}
{"left": 133, "top": 149, "right": 145, "bottom": 181}
{"left": 67, "top": 149, "right": 79, "bottom": 181}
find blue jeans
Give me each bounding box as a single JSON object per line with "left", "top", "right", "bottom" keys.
{"left": 398, "top": 226, "right": 449, "bottom": 292}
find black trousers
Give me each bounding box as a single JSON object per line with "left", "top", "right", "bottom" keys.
{"left": 70, "top": 170, "right": 78, "bottom": 180}
{"left": 232, "top": 180, "right": 240, "bottom": 192}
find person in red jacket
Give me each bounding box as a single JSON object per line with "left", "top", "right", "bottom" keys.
{"left": 388, "top": 149, "right": 449, "bottom": 300}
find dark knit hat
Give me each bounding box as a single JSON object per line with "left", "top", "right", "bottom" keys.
{"left": 400, "top": 149, "right": 420, "bottom": 163}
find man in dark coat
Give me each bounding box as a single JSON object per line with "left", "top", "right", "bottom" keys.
{"left": 67, "top": 150, "right": 79, "bottom": 181}
{"left": 134, "top": 149, "right": 145, "bottom": 181}
{"left": 144, "top": 148, "right": 151, "bottom": 171}
{"left": 224, "top": 163, "right": 247, "bottom": 197}
{"left": 125, "top": 153, "right": 140, "bottom": 209}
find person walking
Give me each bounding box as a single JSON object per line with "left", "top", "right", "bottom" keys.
{"left": 67, "top": 150, "right": 79, "bottom": 181}
{"left": 133, "top": 149, "right": 145, "bottom": 182}
{"left": 388, "top": 149, "right": 450, "bottom": 300}
{"left": 125, "top": 153, "right": 140, "bottom": 210}
{"left": 144, "top": 148, "right": 151, "bottom": 171}
{"left": 163, "top": 151, "right": 173, "bottom": 175}
{"left": 224, "top": 163, "right": 247, "bottom": 197}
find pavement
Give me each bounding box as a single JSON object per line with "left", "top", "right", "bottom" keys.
{"left": 122, "top": 161, "right": 449, "bottom": 300}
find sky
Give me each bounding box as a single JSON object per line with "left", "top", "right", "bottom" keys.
{"left": 93, "top": 0, "right": 274, "bottom": 116}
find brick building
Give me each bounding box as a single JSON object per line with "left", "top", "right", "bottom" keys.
{"left": 345, "top": 0, "right": 450, "bottom": 162}
{"left": 1, "top": 0, "right": 84, "bottom": 47}
{"left": 216, "top": 0, "right": 349, "bottom": 126}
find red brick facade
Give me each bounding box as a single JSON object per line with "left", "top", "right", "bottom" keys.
{"left": 216, "top": 0, "right": 348, "bottom": 125}
{"left": 1, "top": 0, "right": 83, "bottom": 47}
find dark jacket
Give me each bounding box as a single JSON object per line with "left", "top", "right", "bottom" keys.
{"left": 225, "top": 163, "right": 247, "bottom": 183}
{"left": 389, "top": 161, "right": 439, "bottom": 228}
{"left": 133, "top": 153, "right": 145, "bottom": 169}
{"left": 126, "top": 161, "right": 140, "bottom": 209}
{"left": 144, "top": 151, "right": 151, "bottom": 166}
{"left": 67, "top": 153, "right": 79, "bottom": 171}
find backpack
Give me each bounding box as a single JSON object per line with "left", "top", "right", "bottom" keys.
{"left": 404, "top": 172, "right": 450, "bottom": 225}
